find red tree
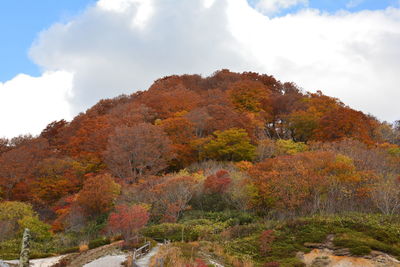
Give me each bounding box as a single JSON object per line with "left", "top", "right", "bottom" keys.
{"left": 76, "top": 173, "right": 121, "bottom": 217}
{"left": 159, "top": 115, "right": 196, "bottom": 168}
{"left": 105, "top": 123, "right": 173, "bottom": 183}
{"left": 108, "top": 204, "right": 149, "bottom": 244}
{"left": 0, "top": 138, "right": 50, "bottom": 200}
{"left": 152, "top": 175, "right": 197, "bottom": 222}
{"left": 313, "top": 107, "right": 375, "bottom": 143}
{"left": 204, "top": 170, "right": 232, "bottom": 194}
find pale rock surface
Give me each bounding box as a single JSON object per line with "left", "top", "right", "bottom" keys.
{"left": 303, "top": 249, "right": 400, "bottom": 267}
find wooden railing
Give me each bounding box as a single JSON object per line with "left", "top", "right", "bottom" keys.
{"left": 129, "top": 239, "right": 170, "bottom": 266}
{"left": 133, "top": 241, "right": 151, "bottom": 261}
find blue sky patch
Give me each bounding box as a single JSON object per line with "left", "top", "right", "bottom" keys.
{"left": 248, "top": 0, "right": 399, "bottom": 16}
{"left": 0, "top": 0, "right": 398, "bottom": 82}
{"left": 0, "top": 0, "right": 95, "bottom": 81}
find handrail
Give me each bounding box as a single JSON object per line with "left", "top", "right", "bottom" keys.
{"left": 133, "top": 241, "right": 151, "bottom": 261}
{"left": 136, "top": 242, "right": 150, "bottom": 252}
{"left": 130, "top": 240, "right": 169, "bottom": 266}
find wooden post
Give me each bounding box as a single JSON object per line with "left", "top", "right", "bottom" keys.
{"left": 19, "top": 228, "right": 30, "bottom": 267}
{"left": 126, "top": 254, "right": 133, "bottom": 267}
{"left": 181, "top": 224, "right": 184, "bottom": 242}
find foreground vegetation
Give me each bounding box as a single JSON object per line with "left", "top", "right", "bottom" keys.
{"left": 4, "top": 208, "right": 400, "bottom": 266}
{"left": 144, "top": 212, "right": 400, "bottom": 266}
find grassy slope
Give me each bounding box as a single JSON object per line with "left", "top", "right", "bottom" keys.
{"left": 3, "top": 211, "right": 400, "bottom": 266}
{"left": 143, "top": 211, "right": 400, "bottom": 267}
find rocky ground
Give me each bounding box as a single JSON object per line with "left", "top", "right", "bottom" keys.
{"left": 298, "top": 235, "right": 400, "bottom": 267}
{"left": 301, "top": 248, "right": 400, "bottom": 267}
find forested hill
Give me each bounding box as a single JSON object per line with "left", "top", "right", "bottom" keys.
{"left": 1, "top": 70, "right": 400, "bottom": 265}
{"left": 1, "top": 69, "right": 399, "bottom": 203}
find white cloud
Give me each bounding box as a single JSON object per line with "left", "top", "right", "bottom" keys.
{"left": 256, "top": 0, "right": 308, "bottom": 15}
{"left": 97, "top": 0, "right": 153, "bottom": 28}
{"left": 97, "top": 0, "right": 139, "bottom": 13}
{"left": 2, "top": 0, "right": 400, "bottom": 137}
{"left": 30, "top": 0, "right": 248, "bottom": 114}
{"left": 346, "top": 0, "right": 364, "bottom": 9}
{"left": 227, "top": 3, "right": 400, "bottom": 122}
{"left": 0, "top": 71, "right": 73, "bottom": 138}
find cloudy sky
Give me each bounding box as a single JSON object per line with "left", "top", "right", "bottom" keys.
{"left": 1, "top": 0, "right": 399, "bottom": 138}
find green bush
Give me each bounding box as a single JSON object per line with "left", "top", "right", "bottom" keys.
{"left": 0, "top": 238, "right": 60, "bottom": 260}
{"left": 268, "top": 242, "right": 303, "bottom": 258}
{"left": 278, "top": 257, "right": 306, "bottom": 267}
{"left": 18, "top": 216, "right": 52, "bottom": 241}
{"left": 366, "top": 240, "right": 400, "bottom": 256}
{"left": 333, "top": 238, "right": 364, "bottom": 249}
{"left": 143, "top": 223, "right": 194, "bottom": 242}
{"left": 59, "top": 246, "right": 80, "bottom": 254}
{"left": 182, "top": 210, "right": 258, "bottom": 225}
{"left": 143, "top": 219, "right": 229, "bottom": 242}
{"left": 192, "top": 193, "right": 234, "bottom": 212}
{"left": 364, "top": 228, "right": 398, "bottom": 244}
{"left": 0, "top": 201, "right": 52, "bottom": 242}
{"left": 226, "top": 235, "right": 260, "bottom": 259}
{"left": 142, "top": 222, "right": 219, "bottom": 241}
{"left": 30, "top": 252, "right": 55, "bottom": 259}
{"left": 332, "top": 213, "right": 400, "bottom": 244}
{"left": 81, "top": 214, "right": 109, "bottom": 241}
{"left": 0, "top": 253, "right": 18, "bottom": 260}
{"left": 221, "top": 214, "right": 400, "bottom": 266}
{"left": 349, "top": 246, "right": 371, "bottom": 256}
{"left": 227, "top": 212, "right": 257, "bottom": 226}
{"left": 0, "top": 239, "right": 21, "bottom": 259}
{"left": 225, "top": 224, "right": 263, "bottom": 239}
{"left": 88, "top": 237, "right": 111, "bottom": 249}
{"left": 0, "top": 201, "right": 35, "bottom": 221}
{"left": 51, "top": 232, "right": 82, "bottom": 250}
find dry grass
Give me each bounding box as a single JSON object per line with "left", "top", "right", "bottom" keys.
{"left": 203, "top": 242, "right": 254, "bottom": 267}
{"left": 150, "top": 241, "right": 254, "bottom": 267}
{"left": 79, "top": 243, "right": 89, "bottom": 252}
{"left": 149, "top": 242, "right": 215, "bottom": 266}
{"left": 149, "top": 244, "right": 187, "bottom": 267}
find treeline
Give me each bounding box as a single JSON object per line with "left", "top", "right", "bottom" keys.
{"left": 0, "top": 69, "right": 399, "bottom": 248}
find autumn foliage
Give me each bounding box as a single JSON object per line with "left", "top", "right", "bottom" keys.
{"left": 0, "top": 70, "right": 399, "bottom": 254}
{"left": 105, "top": 123, "right": 172, "bottom": 183}
{"left": 152, "top": 175, "right": 197, "bottom": 222}
{"left": 108, "top": 204, "right": 149, "bottom": 244}
{"left": 76, "top": 173, "right": 120, "bottom": 217}
{"left": 204, "top": 170, "right": 232, "bottom": 194}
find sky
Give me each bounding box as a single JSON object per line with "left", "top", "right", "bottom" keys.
{"left": 0, "top": 0, "right": 96, "bottom": 81}
{"left": 1, "top": 0, "right": 400, "bottom": 138}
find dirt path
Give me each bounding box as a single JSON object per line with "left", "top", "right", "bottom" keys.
{"left": 67, "top": 241, "right": 123, "bottom": 267}
{"left": 4, "top": 255, "right": 66, "bottom": 267}
{"left": 83, "top": 254, "right": 127, "bottom": 267}
{"left": 2, "top": 241, "right": 159, "bottom": 267}
{"left": 135, "top": 245, "right": 160, "bottom": 267}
